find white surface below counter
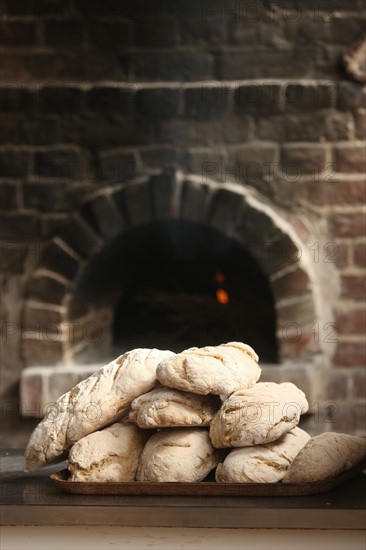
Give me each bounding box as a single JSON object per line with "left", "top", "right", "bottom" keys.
{"left": 1, "top": 527, "right": 365, "bottom": 550}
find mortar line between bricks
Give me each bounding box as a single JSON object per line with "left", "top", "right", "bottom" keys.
{"left": 0, "top": 79, "right": 344, "bottom": 88}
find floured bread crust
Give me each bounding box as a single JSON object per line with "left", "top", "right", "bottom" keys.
{"left": 136, "top": 428, "right": 219, "bottom": 482}
{"left": 129, "top": 386, "right": 221, "bottom": 428}
{"left": 156, "top": 342, "right": 260, "bottom": 397}
{"left": 216, "top": 427, "right": 310, "bottom": 483}
{"left": 209, "top": 382, "right": 309, "bottom": 448}
{"left": 24, "top": 348, "right": 174, "bottom": 472}
{"left": 283, "top": 432, "right": 366, "bottom": 483}
{"left": 68, "top": 422, "right": 146, "bottom": 482}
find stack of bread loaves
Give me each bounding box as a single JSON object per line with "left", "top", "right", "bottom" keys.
{"left": 24, "top": 342, "right": 366, "bottom": 484}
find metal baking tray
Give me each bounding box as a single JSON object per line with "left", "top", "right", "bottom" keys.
{"left": 50, "top": 460, "right": 366, "bottom": 497}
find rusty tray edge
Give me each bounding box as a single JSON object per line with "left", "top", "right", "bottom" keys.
{"left": 50, "top": 460, "right": 366, "bottom": 497}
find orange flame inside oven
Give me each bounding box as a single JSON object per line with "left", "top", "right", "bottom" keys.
{"left": 216, "top": 288, "right": 229, "bottom": 305}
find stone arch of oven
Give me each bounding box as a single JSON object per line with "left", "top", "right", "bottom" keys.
{"left": 22, "top": 168, "right": 328, "bottom": 367}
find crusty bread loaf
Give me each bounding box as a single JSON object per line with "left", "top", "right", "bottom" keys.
{"left": 68, "top": 422, "right": 146, "bottom": 482}
{"left": 156, "top": 342, "right": 260, "bottom": 397}
{"left": 136, "top": 428, "right": 219, "bottom": 482}
{"left": 283, "top": 432, "right": 366, "bottom": 483}
{"left": 129, "top": 386, "right": 221, "bottom": 428}
{"left": 216, "top": 427, "right": 310, "bottom": 483}
{"left": 24, "top": 348, "right": 174, "bottom": 472}
{"left": 209, "top": 382, "right": 309, "bottom": 448}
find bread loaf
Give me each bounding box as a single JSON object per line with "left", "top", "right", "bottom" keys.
{"left": 283, "top": 432, "right": 366, "bottom": 483}
{"left": 156, "top": 342, "right": 260, "bottom": 397}
{"left": 129, "top": 386, "right": 221, "bottom": 428}
{"left": 216, "top": 427, "right": 310, "bottom": 483}
{"left": 24, "top": 348, "right": 174, "bottom": 472}
{"left": 136, "top": 428, "right": 219, "bottom": 482}
{"left": 68, "top": 422, "right": 146, "bottom": 482}
{"left": 209, "top": 382, "right": 309, "bottom": 448}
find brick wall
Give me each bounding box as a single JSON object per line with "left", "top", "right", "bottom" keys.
{"left": 0, "top": 0, "right": 365, "bottom": 445}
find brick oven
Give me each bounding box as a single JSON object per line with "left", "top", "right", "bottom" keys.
{"left": 0, "top": 0, "right": 365, "bottom": 446}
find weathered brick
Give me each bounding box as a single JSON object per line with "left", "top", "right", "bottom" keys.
{"left": 180, "top": 180, "right": 211, "bottom": 222}
{"left": 0, "top": 86, "right": 34, "bottom": 113}
{"left": 0, "top": 149, "right": 31, "bottom": 179}
{"left": 41, "top": 241, "right": 80, "bottom": 280}
{"left": 321, "top": 401, "right": 366, "bottom": 433}
{"left": 185, "top": 85, "right": 231, "bottom": 119}
{"left": 235, "top": 84, "right": 283, "bottom": 114}
{"left": 22, "top": 339, "right": 63, "bottom": 366}
{"left": 272, "top": 268, "right": 310, "bottom": 299}
{"left": 281, "top": 145, "right": 328, "bottom": 175}
{"left": 229, "top": 15, "right": 284, "bottom": 47}
{"left": 285, "top": 84, "right": 336, "bottom": 112}
{"left": 335, "top": 144, "right": 366, "bottom": 173}
{"left": 0, "top": 242, "right": 27, "bottom": 273}
{"left": 136, "top": 16, "right": 178, "bottom": 47}
{"left": 186, "top": 149, "right": 226, "bottom": 181}
{"left": 137, "top": 88, "right": 180, "bottom": 118}
{"left": 333, "top": 243, "right": 349, "bottom": 268}
{"left": 140, "top": 147, "right": 180, "bottom": 170}
{"left": 0, "top": 214, "right": 38, "bottom": 240}
{"left": 0, "top": 117, "right": 61, "bottom": 146}
{"left": 0, "top": 54, "right": 29, "bottom": 81}
{"left": 323, "top": 371, "right": 348, "bottom": 400}
{"left": 29, "top": 52, "right": 124, "bottom": 81}
{"left": 208, "top": 188, "right": 244, "bottom": 233}
{"left": 0, "top": 184, "right": 19, "bottom": 211}
{"left": 130, "top": 51, "right": 214, "bottom": 81}
{"left": 327, "top": 16, "right": 365, "bottom": 45}
{"left": 25, "top": 274, "right": 67, "bottom": 304}
{"left": 228, "top": 144, "right": 276, "bottom": 182}
{"left": 39, "top": 86, "right": 82, "bottom": 114}
{"left": 88, "top": 20, "right": 132, "bottom": 50}
{"left": 337, "top": 82, "right": 366, "bottom": 111}
{"left": 150, "top": 170, "right": 178, "bottom": 219}
{"left": 220, "top": 49, "right": 314, "bottom": 80}
{"left": 341, "top": 275, "right": 366, "bottom": 300}
{"left": 60, "top": 114, "right": 154, "bottom": 149}
{"left": 87, "top": 86, "right": 135, "bottom": 113}
{"left": 35, "top": 149, "right": 83, "bottom": 181}
{"left": 353, "top": 370, "right": 366, "bottom": 399}
{"left": 0, "top": 22, "right": 36, "bottom": 46}
{"left": 88, "top": 194, "right": 126, "bottom": 239}
{"left": 41, "top": 215, "right": 102, "bottom": 259}
{"left": 23, "top": 306, "right": 62, "bottom": 326}
{"left": 98, "top": 151, "right": 138, "bottom": 183}
{"left": 116, "top": 182, "right": 152, "bottom": 226}
{"left": 221, "top": 115, "right": 253, "bottom": 143}
{"left": 355, "top": 109, "right": 366, "bottom": 140}
{"left": 353, "top": 243, "right": 365, "bottom": 268}
{"left": 23, "top": 182, "right": 72, "bottom": 213}
{"left": 256, "top": 111, "right": 354, "bottom": 142}
{"left": 334, "top": 341, "right": 366, "bottom": 366}
{"left": 181, "top": 13, "right": 226, "bottom": 46}
{"left": 3, "top": 0, "right": 66, "bottom": 16}
{"left": 331, "top": 213, "right": 366, "bottom": 238}
{"left": 75, "top": 0, "right": 141, "bottom": 17}
{"left": 306, "top": 181, "right": 365, "bottom": 206}
{"left": 335, "top": 310, "right": 366, "bottom": 335}
{"left": 44, "top": 20, "right": 84, "bottom": 48}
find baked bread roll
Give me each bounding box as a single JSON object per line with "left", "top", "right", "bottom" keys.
{"left": 283, "top": 432, "right": 366, "bottom": 483}
{"left": 216, "top": 427, "right": 310, "bottom": 483}
{"left": 24, "top": 348, "right": 174, "bottom": 472}
{"left": 136, "top": 429, "right": 219, "bottom": 482}
{"left": 68, "top": 422, "right": 146, "bottom": 482}
{"left": 129, "top": 386, "right": 221, "bottom": 428}
{"left": 209, "top": 382, "right": 309, "bottom": 448}
{"left": 156, "top": 342, "right": 260, "bottom": 397}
